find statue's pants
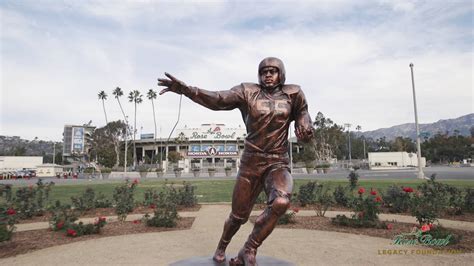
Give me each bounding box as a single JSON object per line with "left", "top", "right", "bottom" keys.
{"left": 216, "top": 151, "right": 293, "bottom": 252}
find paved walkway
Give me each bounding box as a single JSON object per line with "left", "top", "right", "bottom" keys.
{"left": 2, "top": 205, "right": 473, "bottom": 265}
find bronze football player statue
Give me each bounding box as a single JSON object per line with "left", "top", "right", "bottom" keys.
{"left": 158, "top": 57, "right": 313, "bottom": 265}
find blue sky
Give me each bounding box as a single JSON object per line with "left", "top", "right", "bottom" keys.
{"left": 1, "top": 0, "right": 472, "bottom": 141}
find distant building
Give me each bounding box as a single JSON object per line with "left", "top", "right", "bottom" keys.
{"left": 36, "top": 164, "right": 64, "bottom": 177}
{"left": 368, "top": 152, "right": 426, "bottom": 170}
{"left": 62, "top": 124, "right": 95, "bottom": 163}
{"left": 134, "top": 123, "right": 247, "bottom": 172}
{"left": 0, "top": 156, "right": 43, "bottom": 171}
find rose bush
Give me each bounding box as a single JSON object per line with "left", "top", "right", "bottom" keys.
{"left": 0, "top": 205, "right": 17, "bottom": 242}
{"left": 113, "top": 180, "right": 138, "bottom": 222}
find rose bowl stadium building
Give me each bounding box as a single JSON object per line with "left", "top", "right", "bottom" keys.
{"left": 134, "top": 124, "right": 248, "bottom": 173}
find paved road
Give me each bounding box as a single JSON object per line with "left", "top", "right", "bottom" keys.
{"left": 0, "top": 166, "right": 472, "bottom": 186}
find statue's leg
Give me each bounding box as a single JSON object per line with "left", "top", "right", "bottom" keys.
{"left": 213, "top": 157, "right": 265, "bottom": 263}
{"left": 234, "top": 166, "right": 293, "bottom": 266}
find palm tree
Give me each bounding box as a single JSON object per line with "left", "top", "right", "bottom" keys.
{"left": 113, "top": 87, "right": 129, "bottom": 172}
{"left": 98, "top": 91, "right": 108, "bottom": 125}
{"left": 356, "top": 125, "right": 366, "bottom": 160}
{"left": 147, "top": 89, "right": 159, "bottom": 166}
{"left": 128, "top": 90, "right": 143, "bottom": 168}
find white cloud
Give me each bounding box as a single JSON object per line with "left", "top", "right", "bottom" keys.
{"left": 1, "top": 0, "right": 472, "bottom": 140}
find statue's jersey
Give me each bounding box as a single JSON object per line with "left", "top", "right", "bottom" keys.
{"left": 184, "top": 83, "right": 312, "bottom": 155}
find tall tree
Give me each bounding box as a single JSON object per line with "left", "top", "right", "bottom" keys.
{"left": 113, "top": 87, "right": 129, "bottom": 171}
{"left": 312, "top": 112, "right": 345, "bottom": 161}
{"left": 98, "top": 91, "right": 108, "bottom": 125}
{"left": 91, "top": 120, "right": 127, "bottom": 168}
{"left": 128, "top": 90, "right": 143, "bottom": 167}
{"left": 147, "top": 89, "right": 158, "bottom": 166}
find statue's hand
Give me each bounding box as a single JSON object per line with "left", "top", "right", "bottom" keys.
{"left": 295, "top": 125, "right": 313, "bottom": 142}
{"left": 158, "top": 72, "right": 188, "bottom": 95}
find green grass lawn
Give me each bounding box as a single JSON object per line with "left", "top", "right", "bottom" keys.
{"left": 3, "top": 178, "right": 473, "bottom": 205}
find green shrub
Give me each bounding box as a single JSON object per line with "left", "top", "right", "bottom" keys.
{"left": 0, "top": 184, "right": 13, "bottom": 203}
{"left": 297, "top": 181, "right": 318, "bottom": 206}
{"left": 416, "top": 174, "right": 449, "bottom": 211}
{"left": 383, "top": 185, "right": 413, "bottom": 213}
{"left": 255, "top": 191, "right": 267, "bottom": 204}
{"left": 424, "top": 225, "right": 461, "bottom": 246}
{"left": 71, "top": 187, "right": 96, "bottom": 213}
{"left": 347, "top": 170, "right": 359, "bottom": 190}
{"left": 66, "top": 217, "right": 107, "bottom": 237}
{"left": 15, "top": 186, "right": 36, "bottom": 219}
{"left": 14, "top": 179, "right": 54, "bottom": 219}
{"left": 94, "top": 192, "right": 113, "bottom": 208}
{"left": 331, "top": 214, "right": 387, "bottom": 229}
{"left": 277, "top": 209, "right": 298, "bottom": 225}
{"left": 333, "top": 185, "right": 350, "bottom": 207}
{"left": 0, "top": 205, "right": 17, "bottom": 242}
{"left": 143, "top": 188, "right": 159, "bottom": 207}
{"left": 71, "top": 187, "right": 112, "bottom": 212}
{"left": 332, "top": 187, "right": 386, "bottom": 228}
{"left": 445, "top": 186, "right": 464, "bottom": 215}
{"left": 177, "top": 181, "right": 197, "bottom": 207}
{"left": 410, "top": 192, "right": 440, "bottom": 225}
{"left": 48, "top": 200, "right": 79, "bottom": 231}
{"left": 113, "top": 180, "right": 138, "bottom": 221}
{"left": 412, "top": 174, "right": 465, "bottom": 221}
{"left": 158, "top": 181, "right": 196, "bottom": 207}
{"left": 145, "top": 187, "right": 179, "bottom": 228}
{"left": 331, "top": 187, "right": 387, "bottom": 229}
{"left": 465, "top": 188, "right": 474, "bottom": 212}
{"left": 352, "top": 188, "right": 383, "bottom": 223}
{"left": 314, "top": 184, "right": 334, "bottom": 217}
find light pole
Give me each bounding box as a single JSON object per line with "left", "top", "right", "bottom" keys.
{"left": 124, "top": 116, "right": 129, "bottom": 173}
{"left": 344, "top": 123, "right": 352, "bottom": 167}
{"left": 363, "top": 138, "right": 366, "bottom": 160}
{"left": 289, "top": 123, "right": 293, "bottom": 173}
{"left": 52, "top": 142, "right": 56, "bottom": 164}
{"left": 409, "top": 63, "right": 426, "bottom": 179}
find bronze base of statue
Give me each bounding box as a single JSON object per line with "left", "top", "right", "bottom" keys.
{"left": 170, "top": 255, "right": 294, "bottom": 266}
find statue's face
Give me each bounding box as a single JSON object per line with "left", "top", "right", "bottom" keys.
{"left": 259, "top": 66, "right": 280, "bottom": 88}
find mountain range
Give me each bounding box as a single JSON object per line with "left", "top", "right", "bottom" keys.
{"left": 360, "top": 113, "right": 473, "bottom": 140}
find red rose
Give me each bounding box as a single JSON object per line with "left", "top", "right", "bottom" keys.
{"left": 6, "top": 208, "right": 16, "bottom": 215}
{"left": 56, "top": 221, "right": 64, "bottom": 230}
{"left": 428, "top": 223, "right": 434, "bottom": 229}
{"left": 375, "top": 196, "right": 382, "bottom": 202}
{"left": 293, "top": 208, "right": 300, "bottom": 213}
{"left": 421, "top": 224, "right": 430, "bottom": 232}
{"left": 149, "top": 204, "right": 156, "bottom": 209}
{"left": 403, "top": 187, "right": 414, "bottom": 193}
{"left": 133, "top": 179, "right": 139, "bottom": 185}
{"left": 387, "top": 223, "right": 393, "bottom": 230}
{"left": 370, "top": 190, "right": 377, "bottom": 196}
{"left": 133, "top": 220, "right": 141, "bottom": 224}
{"left": 67, "top": 229, "right": 77, "bottom": 237}
{"left": 358, "top": 187, "right": 365, "bottom": 194}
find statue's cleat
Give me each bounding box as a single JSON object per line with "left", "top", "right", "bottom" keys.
{"left": 229, "top": 257, "right": 244, "bottom": 266}
{"left": 236, "top": 247, "right": 258, "bottom": 266}
{"left": 212, "top": 249, "right": 226, "bottom": 263}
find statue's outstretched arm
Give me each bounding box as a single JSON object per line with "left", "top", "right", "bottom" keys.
{"left": 158, "top": 72, "right": 244, "bottom": 111}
